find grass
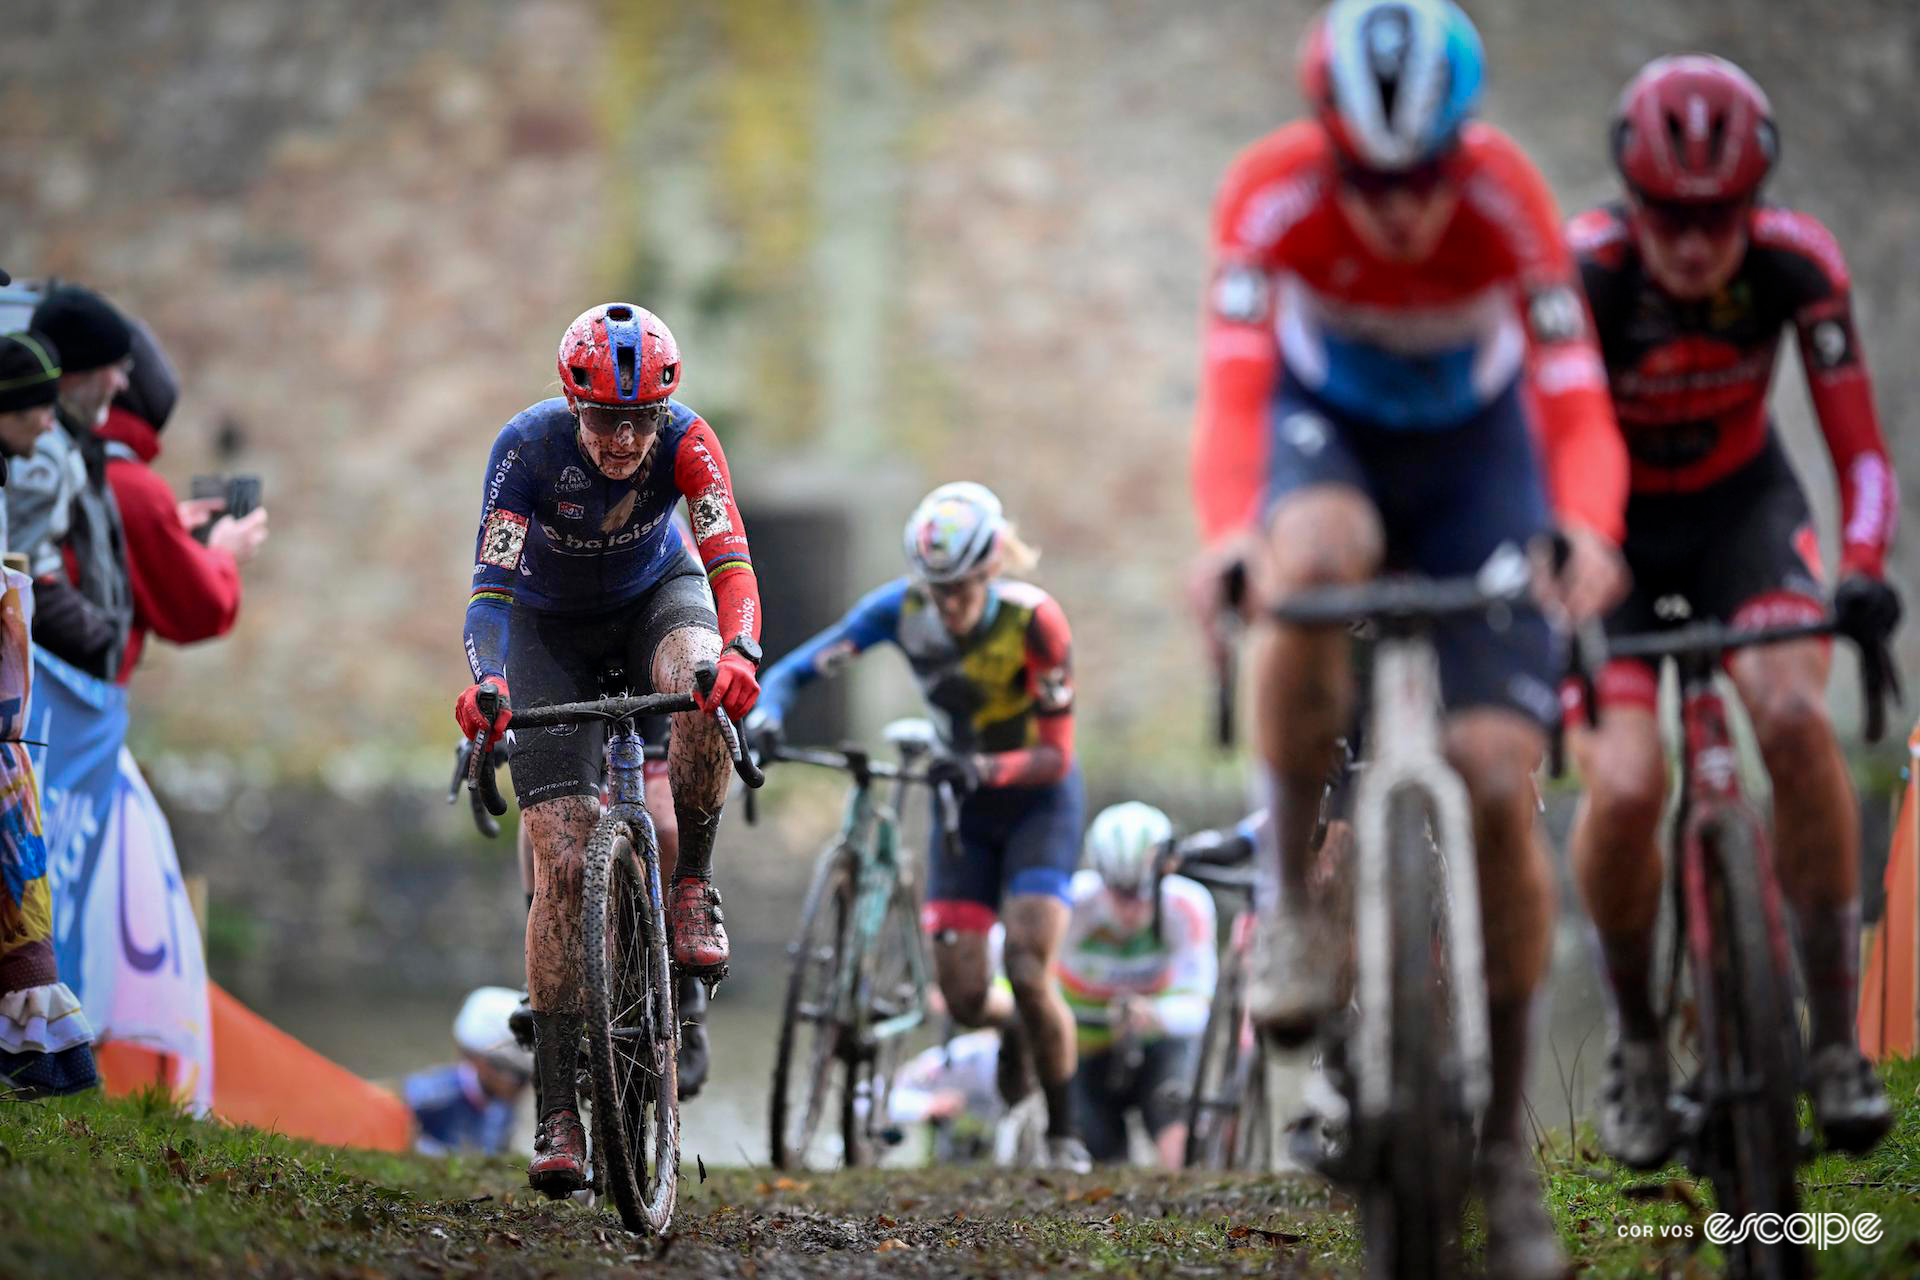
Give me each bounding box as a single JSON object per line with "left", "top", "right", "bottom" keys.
{"left": 0, "top": 1060, "right": 1914, "bottom": 1276}
{"left": 1536, "top": 1054, "right": 1920, "bottom": 1278}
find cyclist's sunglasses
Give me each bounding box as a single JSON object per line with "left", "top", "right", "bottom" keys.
{"left": 1634, "top": 195, "right": 1750, "bottom": 240}
{"left": 1337, "top": 154, "right": 1453, "bottom": 199}
{"left": 575, "top": 400, "right": 672, "bottom": 438}
{"left": 925, "top": 574, "right": 988, "bottom": 604}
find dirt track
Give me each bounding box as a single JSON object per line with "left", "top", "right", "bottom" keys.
{"left": 378, "top": 1165, "right": 1355, "bottom": 1279}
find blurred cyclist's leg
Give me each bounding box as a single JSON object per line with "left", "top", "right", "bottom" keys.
{"left": 1247, "top": 483, "right": 1381, "bottom": 1041}
{"left": 1566, "top": 688, "right": 1671, "bottom": 1168}
{"left": 1729, "top": 631, "right": 1889, "bottom": 1150}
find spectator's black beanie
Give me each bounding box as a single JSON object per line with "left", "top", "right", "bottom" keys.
{"left": 0, "top": 331, "right": 62, "bottom": 413}
{"left": 30, "top": 285, "right": 131, "bottom": 373}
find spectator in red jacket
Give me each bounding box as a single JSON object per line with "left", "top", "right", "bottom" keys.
{"left": 95, "top": 318, "right": 268, "bottom": 683}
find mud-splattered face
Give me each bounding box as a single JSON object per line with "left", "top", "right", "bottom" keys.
{"left": 575, "top": 416, "right": 658, "bottom": 480}
{"left": 927, "top": 572, "right": 990, "bottom": 636}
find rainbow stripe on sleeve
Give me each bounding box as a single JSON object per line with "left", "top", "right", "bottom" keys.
{"left": 705, "top": 552, "right": 753, "bottom": 583}
{"left": 469, "top": 586, "right": 514, "bottom": 608}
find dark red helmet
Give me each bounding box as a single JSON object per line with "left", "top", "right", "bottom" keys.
{"left": 1612, "top": 55, "right": 1776, "bottom": 203}
{"left": 555, "top": 303, "right": 681, "bottom": 406}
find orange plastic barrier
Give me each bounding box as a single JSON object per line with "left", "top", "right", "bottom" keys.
{"left": 98, "top": 983, "right": 412, "bottom": 1151}
{"left": 1858, "top": 721, "right": 1919, "bottom": 1061}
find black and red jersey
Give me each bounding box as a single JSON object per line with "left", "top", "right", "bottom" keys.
{"left": 1568, "top": 201, "right": 1896, "bottom": 576}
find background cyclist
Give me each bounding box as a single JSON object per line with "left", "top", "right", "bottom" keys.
{"left": 750, "top": 482, "right": 1092, "bottom": 1172}
{"left": 454, "top": 303, "right": 763, "bottom": 1197}
{"left": 1564, "top": 55, "right": 1902, "bottom": 1167}
{"left": 1059, "top": 802, "right": 1217, "bottom": 1169}
{"left": 1189, "top": 2, "right": 1629, "bottom": 1272}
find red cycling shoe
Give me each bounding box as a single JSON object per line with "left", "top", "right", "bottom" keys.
{"left": 668, "top": 877, "right": 730, "bottom": 976}
{"left": 528, "top": 1108, "right": 588, "bottom": 1198}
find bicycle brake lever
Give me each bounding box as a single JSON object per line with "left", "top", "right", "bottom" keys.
{"left": 469, "top": 784, "right": 501, "bottom": 838}
{"left": 469, "top": 687, "right": 510, "bottom": 818}
{"left": 449, "top": 739, "right": 472, "bottom": 804}
{"left": 710, "top": 706, "right": 766, "bottom": 789}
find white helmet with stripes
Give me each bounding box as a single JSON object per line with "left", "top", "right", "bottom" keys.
{"left": 903, "top": 481, "right": 1007, "bottom": 584}
{"left": 1084, "top": 801, "right": 1174, "bottom": 897}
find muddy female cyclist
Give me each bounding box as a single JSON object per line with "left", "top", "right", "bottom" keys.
{"left": 453, "top": 303, "right": 763, "bottom": 1196}
{"left": 749, "top": 482, "right": 1093, "bottom": 1172}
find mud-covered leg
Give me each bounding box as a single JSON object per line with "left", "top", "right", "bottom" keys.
{"left": 524, "top": 794, "right": 597, "bottom": 1194}
{"left": 654, "top": 624, "right": 732, "bottom": 977}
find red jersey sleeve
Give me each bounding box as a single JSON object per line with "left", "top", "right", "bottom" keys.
{"left": 1464, "top": 128, "right": 1629, "bottom": 545}
{"left": 1755, "top": 208, "right": 1898, "bottom": 577}
{"left": 1191, "top": 126, "right": 1324, "bottom": 544}
{"left": 671, "top": 418, "right": 762, "bottom": 645}
{"left": 106, "top": 458, "right": 241, "bottom": 646}
{"left": 977, "top": 592, "right": 1074, "bottom": 789}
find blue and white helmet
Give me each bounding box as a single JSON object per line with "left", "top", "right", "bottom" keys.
{"left": 903, "top": 481, "right": 1007, "bottom": 584}
{"left": 1301, "top": 0, "right": 1484, "bottom": 173}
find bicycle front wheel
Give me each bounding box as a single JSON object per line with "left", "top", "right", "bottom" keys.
{"left": 1184, "top": 925, "right": 1251, "bottom": 1170}
{"left": 583, "top": 815, "right": 679, "bottom": 1234}
{"left": 1360, "top": 788, "right": 1466, "bottom": 1280}
{"left": 1694, "top": 817, "right": 1804, "bottom": 1280}
{"left": 770, "top": 844, "right": 857, "bottom": 1169}
{"left": 842, "top": 880, "right": 925, "bottom": 1167}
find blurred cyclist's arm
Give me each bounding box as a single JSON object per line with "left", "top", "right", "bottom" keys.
{"left": 973, "top": 594, "right": 1073, "bottom": 788}
{"left": 753, "top": 579, "right": 908, "bottom": 731}
{"left": 1767, "top": 212, "right": 1898, "bottom": 581}
{"left": 1146, "top": 878, "right": 1218, "bottom": 1037}
{"left": 1483, "top": 138, "right": 1630, "bottom": 620}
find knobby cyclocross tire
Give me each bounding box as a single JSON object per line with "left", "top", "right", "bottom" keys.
{"left": 1362, "top": 788, "right": 1466, "bottom": 1280}
{"left": 1184, "top": 937, "right": 1252, "bottom": 1169}
{"left": 583, "top": 816, "right": 680, "bottom": 1234}
{"left": 770, "top": 845, "right": 857, "bottom": 1169}
{"left": 1695, "top": 818, "right": 1805, "bottom": 1280}
{"left": 841, "top": 881, "right": 922, "bottom": 1167}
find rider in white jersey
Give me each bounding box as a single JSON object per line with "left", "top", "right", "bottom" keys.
{"left": 1058, "top": 803, "right": 1217, "bottom": 1167}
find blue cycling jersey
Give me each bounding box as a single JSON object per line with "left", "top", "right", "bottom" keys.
{"left": 464, "top": 397, "right": 701, "bottom": 681}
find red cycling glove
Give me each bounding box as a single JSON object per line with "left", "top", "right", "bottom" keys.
{"left": 695, "top": 652, "right": 759, "bottom": 720}
{"left": 455, "top": 677, "right": 512, "bottom": 742}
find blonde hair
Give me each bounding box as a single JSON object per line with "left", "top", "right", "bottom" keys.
{"left": 994, "top": 524, "right": 1041, "bottom": 577}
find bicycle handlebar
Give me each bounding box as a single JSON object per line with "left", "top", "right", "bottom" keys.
{"left": 756, "top": 742, "right": 964, "bottom": 844}
{"left": 460, "top": 662, "right": 765, "bottom": 838}
{"left": 1586, "top": 614, "right": 1901, "bottom": 744}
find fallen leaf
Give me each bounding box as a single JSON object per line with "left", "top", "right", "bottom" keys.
{"left": 698, "top": 1154, "right": 708, "bottom": 1183}
{"left": 1665, "top": 1180, "right": 1702, "bottom": 1213}
{"left": 773, "top": 1176, "right": 808, "bottom": 1192}
{"left": 1080, "top": 1186, "right": 1115, "bottom": 1205}
{"left": 875, "top": 1239, "right": 910, "bottom": 1252}
{"left": 897, "top": 1198, "right": 922, "bottom": 1211}
{"left": 874, "top": 1213, "right": 898, "bottom": 1228}
{"left": 1251, "top": 1227, "right": 1304, "bottom": 1246}
{"left": 162, "top": 1146, "right": 191, "bottom": 1181}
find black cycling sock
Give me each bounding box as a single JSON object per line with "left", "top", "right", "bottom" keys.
{"left": 1593, "top": 925, "right": 1660, "bottom": 1044}
{"left": 1795, "top": 900, "right": 1861, "bottom": 1051}
{"left": 1483, "top": 994, "right": 1537, "bottom": 1151}
{"left": 1043, "top": 1079, "right": 1075, "bottom": 1139}
{"left": 676, "top": 971, "right": 709, "bottom": 1025}
{"left": 531, "top": 1011, "right": 582, "bottom": 1119}
{"left": 673, "top": 806, "right": 721, "bottom": 881}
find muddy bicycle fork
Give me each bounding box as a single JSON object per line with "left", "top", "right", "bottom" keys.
{"left": 1349, "top": 636, "right": 1492, "bottom": 1128}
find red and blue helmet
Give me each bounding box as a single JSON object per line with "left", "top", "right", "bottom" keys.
{"left": 1299, "top": 0, "right": 1485, "bottom": 173}
{"left": 556, "top": 303, "right": 680, "bottom": 406}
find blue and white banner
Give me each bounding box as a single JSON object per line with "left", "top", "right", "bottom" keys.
{"left": 28, "top": 646, "right": 212, "bottom": 1110}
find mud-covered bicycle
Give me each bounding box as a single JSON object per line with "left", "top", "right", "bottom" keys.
{"left": 464, "top": 662, "right": 762, "bottom": 1234}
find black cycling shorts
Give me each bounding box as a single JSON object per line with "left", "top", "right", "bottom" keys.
{"left": 506, "top": 565, "right": 717, "bottom": 807}
{"left": 1599, "top": 435, "right": 1822, "bottom": 708}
